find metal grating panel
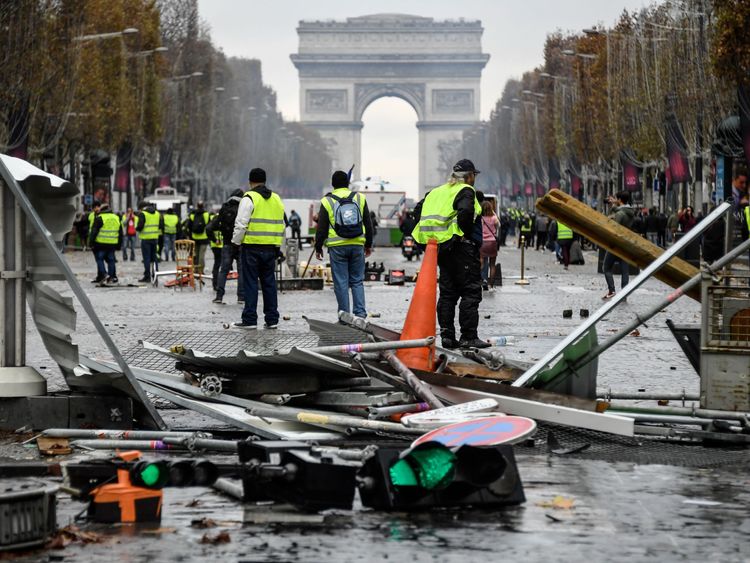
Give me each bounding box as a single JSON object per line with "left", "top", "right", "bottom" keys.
{"left": 122, "top": 329, "right": 368, "bottom": 375}
{"left": 521, "top": 424, "right": 750, "bottom": 468}
{"left": 705, "top": 272, "right": 750, "bottom": 349}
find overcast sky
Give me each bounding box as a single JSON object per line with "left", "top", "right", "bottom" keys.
{"left": 197, "top": 0, "right": 646, "bottom": 193}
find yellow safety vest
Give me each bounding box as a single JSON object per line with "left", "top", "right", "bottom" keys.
{"left": 242, "top": 190, "right": 285, "bottom": 246}
{"left": 140, "top": 210, "right": 161, "bottom": 240}
{"left": 411, "top": 182, "right": 482, "bottom": 244}
{"left": 520, "top": 218, "right": 532, "bottom": 232}
{"left": 320, "top": 188, "right": 367, "bottom": 247}
{"left": 557, "top": 222, "right": 573, "bottom": 240}
{"left": 744, "top": 206, "right": 749, "bottom": 231}
{"left": 163, "top": 214, "right": 179, "bottom": 235}
{"left": 210, "top": 216, "right": 223, "bottom": 248}
{"left": 189, "top": 211, "right": 210, "bottom": 241}
{"left": 95, "top": 212, "right": 120, "bottom": 246}
{"left": 88, "top": 211, "right": 96, "bottom": 231}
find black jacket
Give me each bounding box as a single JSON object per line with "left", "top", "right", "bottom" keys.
{"left": 315, "top": 192, "right": 374, "bottom": 253}
{"left": 207, "top": 195, "right": 242, "bottom": 244}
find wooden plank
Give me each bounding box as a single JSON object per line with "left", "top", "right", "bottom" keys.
{"left": 536, "top": 189, "right": 700, "bottom": 301}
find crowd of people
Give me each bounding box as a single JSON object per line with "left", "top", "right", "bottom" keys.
{"left": 70, "top": 161, "right": 749, "bottom": 345}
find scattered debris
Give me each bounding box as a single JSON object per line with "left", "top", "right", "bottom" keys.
{"left": 200, "top": 531, "right": 231, "bottom": 545}
{"left": 536, "top": 496, "right": 575, "bottom": 510}
{"left": 47, "top": 525, "right": 108, "bottom": 548}
{"left": 191, "top": 517, "right": 217, "bottom": 529}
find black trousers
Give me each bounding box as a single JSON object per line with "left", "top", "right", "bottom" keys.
{"left": 437, "top": 240, "right": 482, "bottom": 341}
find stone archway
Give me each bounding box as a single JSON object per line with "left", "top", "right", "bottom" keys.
{"left": 291, "top": 14, "right": 489, "bottom": 196}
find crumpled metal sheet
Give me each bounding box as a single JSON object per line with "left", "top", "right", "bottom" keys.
{"left": 26, "top": 282, "right": 78, "bottom": 377}
{"left": 139, "top": 339, "right": 361, "bottom": 379}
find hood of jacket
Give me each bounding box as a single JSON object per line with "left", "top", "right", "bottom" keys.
{"left": 251, "top": 184, "right": 273, "bottom": 199}
{"left": 615, "top": 204, "right": 635, "bottom": 227}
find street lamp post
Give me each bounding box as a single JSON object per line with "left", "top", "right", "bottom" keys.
{"left": 73, "top": 27, "right": 139, "bottom": 42}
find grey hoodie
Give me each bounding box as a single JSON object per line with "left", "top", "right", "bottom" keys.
{"left": 610, "top": 204, "right": 635, "bottom": 230}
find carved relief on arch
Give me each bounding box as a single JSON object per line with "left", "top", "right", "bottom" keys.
{"left": 354, "top": 83, "right": 425, "bottom": 121}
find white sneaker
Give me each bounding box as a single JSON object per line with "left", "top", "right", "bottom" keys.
{"left": 264, "top": 323, "right": 278, "bottom": 330}
{"left": 231, "top": 322, "right": 257, "bottom": 329}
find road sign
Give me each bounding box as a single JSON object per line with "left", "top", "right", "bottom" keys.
{"left": 402, "top": 398, "right": 498, "bottom": 427}
{"left": 84, "top": 194, "right": 93, "bottom": 206}
{"left": 412, "top": 415, "right": 537, "bottom": 448}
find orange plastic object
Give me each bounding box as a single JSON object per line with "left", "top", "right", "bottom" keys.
{"left": 396, "top": 238, "right": 437, "bottom": 370}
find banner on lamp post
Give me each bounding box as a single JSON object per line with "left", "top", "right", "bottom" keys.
{"left": 619, "top": 150, "right": 642, "bottom": 192}
{"left": 665, "top": 113, "right": 692, "bottom": 184}
{"left": 739, "top": 84, "right": 750, "bottom": 167}
{"left": 114, "top": 142, "right": 132, "bottom": 193}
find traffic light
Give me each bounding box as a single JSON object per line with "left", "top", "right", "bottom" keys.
{"left": 237, "top": 440, "right": 358, "bottom": 511}
{"left": 357, "top": 441, "right": 525, "bottom": 510}
{"left": 65, "top": 453, "right": 220, "bottom": 524}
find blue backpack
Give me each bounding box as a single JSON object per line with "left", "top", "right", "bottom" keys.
{"left": 330, "top": 193, "right": 364, "bottom": 239}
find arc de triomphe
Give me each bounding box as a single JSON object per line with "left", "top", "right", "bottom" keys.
{"left": 291, "top": 14, "right": 489, "bottom": 195}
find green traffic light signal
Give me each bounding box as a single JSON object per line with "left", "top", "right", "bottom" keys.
{"left": 130, "top": 460, "right": 169, "bottom": 489}
{"left": 389, "top": 443, "right": 456, "bottom": 490}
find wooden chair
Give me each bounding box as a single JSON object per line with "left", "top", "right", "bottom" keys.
{"left": 174, "top": 239, "right": 196, "bottom": 290}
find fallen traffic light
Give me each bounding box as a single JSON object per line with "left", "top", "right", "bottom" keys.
{"left": 238, "top": 440, "right": 358, "bottom": 511}
{"left": 357, "top": 441, "right": 525, "bottom": 510}
{"left": 64, "top": 452, "right": 220, "bottom": 523}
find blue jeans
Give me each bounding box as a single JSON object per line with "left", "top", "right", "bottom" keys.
{"left": 241, "top": 246, "right": 279, "bottom": 326}
{"left": 216, "top": 244, "right": 243, "bottom": 300}
{"left": 122, "top": 235, "right": 136, "bottom": 260}
{"left": 162, "top": 233, "right": 176, "bottom": 261}
{"left": 603, "top": 250, "right": 629, "bottom": 293}
{"left": 141, "top": 240, "right": 158, "bottom": 280}
{"left": 95, "top": 248, "right": 116, "bottom": 279}
{"left": 328, "top": 245, "right": 366, "bottom": 318}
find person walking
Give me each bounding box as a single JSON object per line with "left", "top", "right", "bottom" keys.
{"left": 535, "top": 213, "right": 549, "bottom": 251}
{"left": 162, "top": 208, "right": 179, "bottom": 261}
{"left": 231, "top": 168, "right": 284, "bottom": 329}
{"left": 136, "top": 201, "right": 163, "bottom": 283}
{"left": 412, "top": 158, "right": 488, "bottom": 350}
{"left": 315, "top": 170, "right": 373, "bottom": 318}
{"left": 644, "top": 207, "right": 660, "bottom": 245}
{"left": 678, "top": 206, "right": 697, "bottom": 233}
{"left": 186, "top": 201, "right": 210, "bottom": 275}
{"left": 208, "top": 189, "right": 245, "bottom": 305}
{"left": 479, "top": 201, "right": 500, "bottom": 291}
{"left": 288, "top": 209, "right": 302, "bottom": 248}
{"left": 89, "top": 203, "right": 122, "bottom": 284}
{"left": 208, "top": 213, "right": 223, "bottom": 292}
{"left": 602, "top": 191, "right": 635, "bottom": 299}
{"left": 554, "top": 221, "right": 574, "bottom": 270}
{"left": 121, "top": 207, "right": 138, "bottom": 261}
{"left": 518, "top": 213, "right": 532, "bottom": 248}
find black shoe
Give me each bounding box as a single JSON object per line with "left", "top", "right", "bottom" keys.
{"left": 482, "top": 282, "right": 489, "bottom": 291}
{"left": 459, "top": 338, "right": 491, "bottom": 349}
{"left": 91, "top": 277, "right": 105, "bottom": 284}
{"left": 441, "top": 337, "right": 459, "bottom": 350}
{"left": 106, "top": 276, "right": 119, "bottom": 284}
{"left": 137, "top": 277, "right": 150, "bottom": 283}
{"left": 212, "top": 296, "right": 224, "bottom": 304}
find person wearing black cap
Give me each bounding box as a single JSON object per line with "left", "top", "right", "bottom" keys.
{"left": 231, "top": 168, "right": 285, "bottom": 329}
{"left": 207, "top": 188, "right": 246, "bottom": 304}
{"left": 315, "top": 170, "right": 374, "bottom": 318}
{"left": 412, "top": 159, "right": 489, "bottom": 349}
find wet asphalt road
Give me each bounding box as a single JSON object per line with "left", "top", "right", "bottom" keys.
{"left": 10, "top": 240, "right": 750, "bottom": 561}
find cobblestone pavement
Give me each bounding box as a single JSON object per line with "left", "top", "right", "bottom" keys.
{"left": 12, "top": 239, "right": 749, "bottom": 562}
{"left": 31, "top": 240, "right": 700, "bottom": 397}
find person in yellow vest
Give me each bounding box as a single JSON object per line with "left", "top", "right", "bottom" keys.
{"left": 186, "top": 201, "right": 210, "bottom": 274}
{"left": 230, "top": 168, "right": 285, "bottom": 329}
{"left": 136, "top": 201, "right": 164, "bottom": 283}
{"left": 554, "top": 220, "right": 574, "bottom": 270}
{"left": 89, "top": 203, "right": 122, "bottom": 284}
{"left": 207, "top": 213, "right": 223, "bottom": 292}
{"left": 314, "top": 170, "right": 374, "bottom": 318}
{"left": 121, "top": 207, "right": 138, "bottom": 261}
{"left": 161, "top": 208, "right": 179, "bottom": 261}
{"left": 412, "top": 159, "right": 489, "bottom": 350}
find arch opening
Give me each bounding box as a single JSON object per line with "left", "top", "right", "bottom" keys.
{"left": 360, "top": 96, "right": 419, "bottom": 198}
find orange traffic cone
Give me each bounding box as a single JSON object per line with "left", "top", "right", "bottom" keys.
{"left": 396, "top": 238, "right": 438, "bottom": 370}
